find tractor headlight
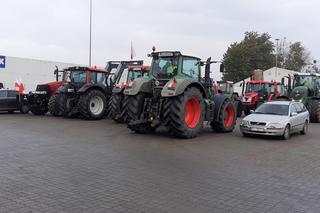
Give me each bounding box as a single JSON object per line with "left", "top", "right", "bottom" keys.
{"left": 267, "top": 123, "right": 283, "bottom": 129}
{"left": 245, "top": 98, "right": 252, "bottom": 103}
{"left": 67, "top": 88, "right": 74, "bottom": 93}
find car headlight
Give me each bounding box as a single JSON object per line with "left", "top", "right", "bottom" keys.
{"left": 267, "top": 123, "right": 283, "bottom": 129}
{"left": 241, "top": 120, "right": 250, "bottom": 126}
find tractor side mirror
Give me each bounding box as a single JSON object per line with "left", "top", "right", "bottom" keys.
{"left": 220, "top": 63, "right": 225, "bottom": 73}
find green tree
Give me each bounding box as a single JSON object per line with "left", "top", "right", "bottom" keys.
{"left": 223, "top": 32, "right": 275, "bottom": 82}
{"left": 283, "top": 42, "right": 310, "bottom": 71}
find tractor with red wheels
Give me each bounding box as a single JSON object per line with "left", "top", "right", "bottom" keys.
{"left": 241, "top": 70, "right": 286, "bottom": 115}
{"left": 124, "top": 50, "right": 236, "bottom": 138}
{"left": 109, "top": 65, "right": 150, "bottom": 123}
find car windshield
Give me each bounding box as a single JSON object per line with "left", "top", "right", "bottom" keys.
{"left": 246, "top": 83, "right": 264, "bottom": 92}
{"left": 294, "top": 75, "right": 314, "bottom": 87}
{"left": 152, "top": 57, "right": 178, "bottom": 79}
{"left": 254, "top": 104, "right": 289, "bottom": 116}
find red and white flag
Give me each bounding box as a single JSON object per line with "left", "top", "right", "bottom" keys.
{"left": 15, "top": 80, "right": 25, "bottom": 95}
{"left": 130, "top": 41, "right": 136, "bottom": 60}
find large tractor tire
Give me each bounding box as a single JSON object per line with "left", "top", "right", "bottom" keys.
{"left": 310, "top": 99, "right": 320, "bottom": 123}
{"left": 120, "top": 95, "right": 129, "bottom": 123}
{"left": 211, "top": 99, "right": 236, "bottom": 133}
{"left": 105, "top": 97, "right": 112, "bottom": 118}
{"left": 111, "top": 93, "right": 126, "bottom": 123}
{"left": 58, "top": 94, "right": 72, "bottom": 118}
{"left": 164, "top": 87, "right": 204, "bottom": 139}
{"left": 127, "top": 93, "right": 156, "bottom": 134}
{"left": 48, "top": 94, "right": 61, "bottom": 116}
{"left": 79, "top": 90, "right": 107, "bottom": 120}
{"left": 30, "top": 105, "right": 48, "bottom": 115}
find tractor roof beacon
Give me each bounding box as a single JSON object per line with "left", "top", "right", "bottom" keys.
{"left": 124, "top": 50, "right": 236, "bottom": 139}
{"left": 108, "top": 65, "right": 150, "bottom": 123}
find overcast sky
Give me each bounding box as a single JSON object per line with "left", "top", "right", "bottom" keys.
{"left": 1, "top": 0, "right": 319, "bottom": 76}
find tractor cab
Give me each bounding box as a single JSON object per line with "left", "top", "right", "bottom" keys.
{"left": 150, "top": 51, "right": 201, "bottom": 81}
{"left": 291, "top": 73, "right": 320, "bottom": 102}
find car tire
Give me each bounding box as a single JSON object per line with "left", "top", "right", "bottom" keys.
{"left": 282, "top": 124, "right": 290, "bottom": 140}
{"left": 20, "top": 105, "right": 29, "bottom": 114}
{"left": 300, "top": 121, "right": 308, "bottom": 135}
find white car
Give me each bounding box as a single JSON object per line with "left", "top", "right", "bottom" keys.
{"left": 240, "top": 101, "right": 309, "bottom": 140}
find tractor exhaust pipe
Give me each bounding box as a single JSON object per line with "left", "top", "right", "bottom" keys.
{"left": 204, "top": 57, "right": 212, "bottom": 95}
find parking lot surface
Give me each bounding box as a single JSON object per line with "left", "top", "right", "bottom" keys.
{"left": 1, "top": 114, "right": 320, "bottom": 213}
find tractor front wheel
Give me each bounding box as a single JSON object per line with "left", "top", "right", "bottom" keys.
{"left": 48, "top": 94, "right": 61, "bottom": 116}
{"left": 212, "top": 99, "right": 236, "bottom": 133}
{"left": 164, "top": 87, "right": 204, "bottom": 138}
{"left": 310, "top": 99, "right": 320, "bottom": 123}
{"left": 30, "top": 105, "right": 48, "bottom": 115}
{"left": 111, "top": 93, "right": 125, "bottom": 123}
{"left": 58, "top": 94, "right": 72, "bottom": 118}
{"left": 79, "top": 90, "right": 107, "bottom": 120}
{"left": 127, "top": 93, "right": 156, "bottom": 134}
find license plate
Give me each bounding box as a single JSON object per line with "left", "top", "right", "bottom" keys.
{"left": 251, "top": 127, "right": 264, "bottom": 132}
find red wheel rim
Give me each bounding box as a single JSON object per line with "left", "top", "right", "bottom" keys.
{"left": 184, "top": 97, "right": 201, "bottom": 128}
{"left": 224, "top": 104, "right": 235, "bottom": 128}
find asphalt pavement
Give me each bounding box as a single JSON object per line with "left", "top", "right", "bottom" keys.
{"left": 0, "top": 113, "right": 320, "bottom": 213}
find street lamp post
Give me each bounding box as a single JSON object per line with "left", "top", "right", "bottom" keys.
{"left": 275, "top": 38, "right": 280, "bottom": 76}
{"left": 89, "top": 0, "right": 92, "bottom": 67}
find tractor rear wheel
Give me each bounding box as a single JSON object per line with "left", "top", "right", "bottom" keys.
{"left": 48, "top": 94, "right": 61, "bottom": 116}
{"left": 310, "top": 99, "right": 320, "bottom": 123}
{"left": 111, "top": 93, "right": 125, "bottom": 123}
{"left": 118, "top": 95, "right": 129, "bottom": 123}
{"left": 127, "top": 93, "right": 155, "bottom": 134}
{"left": 164, "top": 87, "right": 204, "bottom": 138}
{"left": 105, "top": 97, "right": 112, "bottom": 118}
{"left": 211, "top": 99, "right": 236, "bottom": 133}
{"left": 79, "top": 90, "right": 107, "bottom": 120}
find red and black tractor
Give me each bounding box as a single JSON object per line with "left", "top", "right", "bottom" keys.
{"left": 54, "top": 61, "right": 144, "bottom": 120}
{"left": 109, "top": 65, "right": 150, "bottom": 123}
{"left": 241, "top": 70, "right": 286, "bottom": 115}
{"left": 27, "top": 67, "right": 67, "bottom": 115}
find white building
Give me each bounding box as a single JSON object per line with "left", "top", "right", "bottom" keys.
{"left": 0, "top": 55, "right": 80, "bottom": 92}
{"left": 233, "top": 67, "right": 298, "bottom": 94}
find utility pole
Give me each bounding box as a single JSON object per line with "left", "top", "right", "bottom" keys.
{"left": 89, "top": 0, "right": 92, "bottom": 67}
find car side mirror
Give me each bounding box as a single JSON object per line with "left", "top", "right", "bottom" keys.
{"left": 291, "top": 112, "right": 298, "bottom": 117}
{"left": 250, "top": 110, "right": 255, "bottom": 114}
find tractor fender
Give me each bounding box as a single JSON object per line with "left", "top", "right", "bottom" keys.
{"left": 213, "top": 94, "right": 229, "bottom": 122}
{"left": 161, "top": 79, "right": 206, "bottom": 97}
{"left": 112, "top": 87, "right": 124, "bottom": 94}
{"left": 124, "top": 78, "right": 152, "bottom": 96}
{"left": 77, "top": 84, "right": 107, "bottom": 94}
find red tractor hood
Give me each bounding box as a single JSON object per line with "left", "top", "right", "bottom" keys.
{"left": 244, "top": 92, "right": 258, "bottom": 99}
{"left": 38, "top": 80, "right": 67, "bottom": 94}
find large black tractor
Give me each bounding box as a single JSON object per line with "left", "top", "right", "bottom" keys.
{"left": 124, "top": 51, "right": 236, "bottom": 139}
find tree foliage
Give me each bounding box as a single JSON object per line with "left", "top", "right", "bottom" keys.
{"left": 222, "top": 32, "right": 311, "bottom": 82}
{"left": 223, "top": 32, "right": 274, "bottom": 82}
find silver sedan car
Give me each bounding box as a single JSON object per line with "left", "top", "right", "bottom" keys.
{"left": 240, "top": 101, "right": 309, "bottom": 140}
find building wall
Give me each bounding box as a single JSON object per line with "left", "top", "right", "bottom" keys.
{"left": 233, "top": 67, "right": 298, "bottom": 95}
{"left": 0, "top": 56, "right": 80, "bottom": 92}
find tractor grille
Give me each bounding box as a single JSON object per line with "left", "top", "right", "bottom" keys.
{"left": 151, "top": 80, "right": 168, "bottom": 99}
{"left": 250, "top": 121, "right": 266, "bottom": 126}
{"left": 36, "top": 84, "right": 51, "bottom": 92}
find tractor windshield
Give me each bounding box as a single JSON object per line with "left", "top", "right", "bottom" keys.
{"left": 294, "top": 75, "right": 314, "bottom": 88}
{"left": 128, "top": 70, "right": 146, "bottom": 82}
{"left": 69, "top": 71, "right": 87, "bottom": 83}
{"left": 152, "top": 57, "right": 178, "bottom": 79}
{"left": 246, "top": 83, "right": 264, "bottom": 93}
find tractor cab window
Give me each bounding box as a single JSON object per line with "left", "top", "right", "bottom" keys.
{"left": 107, "top": 68, "right": 119, "bottom": 85}
{"left": 152, "top": 57, "right": 178, "bottom": 79}
{"left": 217, "top": 82, "right": 232, "bottom": 93}
{"left": 117, "top": 68, "right": 129, "bottom": 85}
{"left": 294, "top": 75, "right": 314, "bottom": 88}
{"left": 246, "top": 83, "right": 263, "bottom": 93}
{"left": 90, "top": 72, "right": 97, "bottom": 84}
{"left": 70, "top": 71, "right": 87, "bottom": 83}
{"left": 182, "top": 57, "right": 200, "bottom": 80}
{"left": 97, "top": 73, "right": 107, "bottom": 86}
{"left": 128, "top": 70, "right": 145, "bottom": 82}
